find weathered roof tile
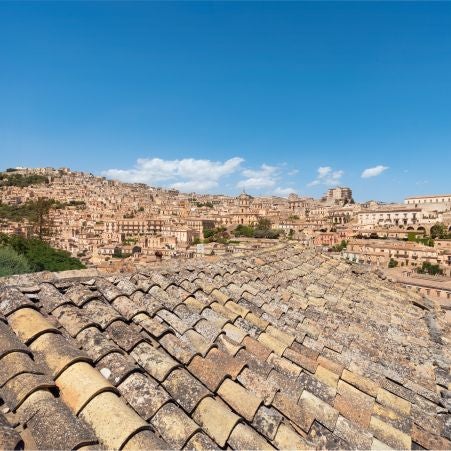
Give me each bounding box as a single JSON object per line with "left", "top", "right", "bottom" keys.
{"left": 105, "top": 320, "right": 144, "bottom": 352}
{"left": 80, "top": 391, "right": 150, "bottom": 449}
{"left": 131, "top": 341, "right": 180, "bottom": 382}
{"left": 192, "top": 397, "right": 240, "bottom": 447}
{"left": 1, "top": 372, "right": 55, "bottom": 410}
{"left": 30, "top": 331, "right": 90, "bottom": 378}
{"left": 22, "top": 394, "right": 98, "bottom": 450}
{"left": 252, "top": 405, "right": 283, "bottom": 441}
{"left": 118, "top": 372, "right": 170, "bottom": 420}
{"left": 163, "top": 368, "right": 210, "bottom": 413}
{"left": 151, "top": 402, "right": 199, "bottom": 448}
{"left": 55, "top": 361, "right": 116, "bottom": 414}
{"left": 96, "top": 351, "right": 140, "bottom": 386}
{"left": 0, "top": 351, "right": 43, "bottom": 387}
{"left": 217, "top": 378, "right": 262, "bottom": 421}
{"left": 77, "top": 326, "right": 121, "bottom": 362}
{"left": 0, "top": 287, "right": 36, "bottom": 316}
{"left": 8, "top": 307, "right": 60, "bottom": 344}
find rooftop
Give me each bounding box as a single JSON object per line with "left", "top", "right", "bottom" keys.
{"left": 0, "top": 243, "right": 450, "bottom": 450}
{"left": 405, "top": 195, "right": 451, "bottom": 200}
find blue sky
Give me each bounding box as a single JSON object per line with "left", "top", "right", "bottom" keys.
{"left": 1, "top": 2, "right": 450, "bottom": 202}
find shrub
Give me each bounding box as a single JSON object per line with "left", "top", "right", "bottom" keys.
{"left": 416, "top": 262, "right": 443, "bottom": 275}
{"left": 0, "top": 234, "right": 85, "bottom": 273}
{"left": 0, "top": 246, "right": 31, "bottom": 277}
{"left": 388, "top": 258, "right": 398, "bottom": 268}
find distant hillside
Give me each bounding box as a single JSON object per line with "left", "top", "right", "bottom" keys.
{"left": 0, "top": 171, "right": 49, "bottom": 187}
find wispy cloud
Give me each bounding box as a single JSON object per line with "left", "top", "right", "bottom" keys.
{"left": 237, "top": 164, "right": 295, "bottom": 196}
{"left": 361, "top": 165, "right": 389, "bottom": 178}
{"left": 308, "top": 166, "right": 344, "bottom": 187}
{"left": 102, "top": 157, "right": 244, "bottom": 192}
{"left": 237, "top": 164, "right": 279, "bottom": 190}
{"left": 273, "top": 186, "right": 296, "bottom": 197}
{"left": 102, "top": 156, "right": 295, "bottom": 195}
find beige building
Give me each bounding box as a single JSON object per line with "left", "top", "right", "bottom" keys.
{"left": 405, "top": 194, "right": 451, "bottom": 212}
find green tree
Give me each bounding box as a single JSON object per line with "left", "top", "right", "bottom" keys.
{"left": 416, "top": 262, "right": 443, "bottom": 275}
{"left": 233, "top": 224, "right": 255, "bottom": 237}
{"left": 332, "top": 240, "right": 348, "bottom": 252}
{"left": 0, "top": 234, "right": 85, "bottom": 273}
{"left": 0, "top": 246, "right": 31, "bottom": 277}
{"left": 256, "top": 217, "right": 271, "bottom": 231}
{"left": 31, "top": 198, "right": 55, "bottom": 240}
{"left": 113, "top": 247, "right": 123, "bottom": 258}
{"left": 388, "top": 258, "right": 398, "bottom": 268}
{"left": 203, "top": 229, "right": 216, "bottom": 239}
{"left": 430, "top": 223, "right": 447, "bottom": 239}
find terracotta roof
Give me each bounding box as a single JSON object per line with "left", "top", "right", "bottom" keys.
{"left": 0, "top": 243, "right": 450, "bottom": 450}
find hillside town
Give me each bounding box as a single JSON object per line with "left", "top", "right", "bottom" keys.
{"left": 1, "top": 167, "right": 450, "bottom": 308}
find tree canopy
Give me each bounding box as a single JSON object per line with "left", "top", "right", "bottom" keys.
{"left": 430, "top": 223, "right": 449, "bottom": 239}
{"left": 0, "top": 234, "right": 85, "bottom": 274}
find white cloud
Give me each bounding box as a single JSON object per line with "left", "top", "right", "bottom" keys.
{"left": 237, "top": 164, "right": 279, "bottom": 190}
{"left": 104, "top": 156, "right": 296, "bottom": 195}
{"left": 287, "top": 169, "right": 299, "bottom": 176}
{"left": 273, "top": 187, "right": 296, "bottom": 197}
{"left": 361, "top": 165, "right": 389, "bottom": 179}
{"left": 236, "top": 164, "right": 295, "bottom": 196}
{"left": 102, "top": 157, "right": 244, "bottom": 192}
{"left": 308, "top": 166, "right": 344, "bottom": 187}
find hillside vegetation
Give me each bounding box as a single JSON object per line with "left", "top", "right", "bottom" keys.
{"left": 0, "top": 234, "right": 85, "bottom": 276}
